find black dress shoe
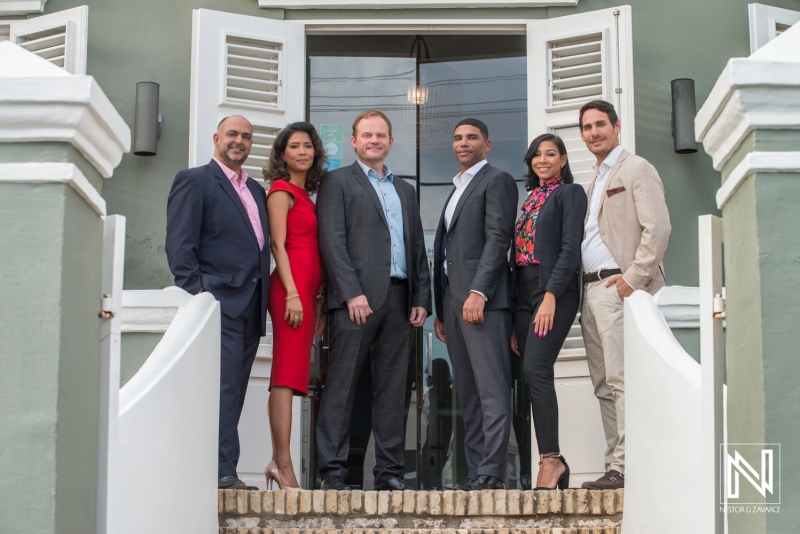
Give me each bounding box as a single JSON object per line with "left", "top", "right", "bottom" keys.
{"left": 443, "top": 477, "right": 475, "bottom": 491}
{"left": 218, "top": 475, "right": 247, "bottom": 489}
{"left": 375, "top": 476, "right": 413, "bottom": 491}
{"left": 461, "top": 475, "right": 505, "bottom": 491}
{"left": 320, "top": 475, "right": 360, "bottom": 490}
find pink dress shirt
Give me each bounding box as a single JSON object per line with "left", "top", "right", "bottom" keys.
{"left": 213, "top": 157, "right": 265, "bottom": 251}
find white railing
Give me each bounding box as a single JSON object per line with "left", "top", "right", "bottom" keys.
{"left": 623, "top": 214, "right": 727, "bottom": 533}
{"left": 623, "top": 290, "right": 705, "bottom": 532}
{"left": 113, "top": 290, "right": 220, "bottom": 534}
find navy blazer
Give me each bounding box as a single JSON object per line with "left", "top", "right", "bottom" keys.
{"left": 165, "top": 159, "right": 270, "bottom": 334}
{"left": 516, "top": 183, "right": 588, "bottom": 299}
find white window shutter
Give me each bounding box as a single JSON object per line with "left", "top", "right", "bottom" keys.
{"left": 749, "top": 3, "right": 800, "bottom": 53}
{"left": 9, "top": 5, "right": 88, "bottom": 74}
{"left": 189, "top": 9, "right": 305, "bottom": 171}
{"left": 528, "top": 6, "right": 635, "bottom": 188}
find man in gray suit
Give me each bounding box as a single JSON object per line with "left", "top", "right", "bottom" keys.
{"left": 316, "top": 110, "right": 431, "bottom": 491}
{"left": 433, "top": 118, "right": 518, "bottom": 490}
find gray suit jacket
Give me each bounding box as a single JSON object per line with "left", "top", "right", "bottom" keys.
{"left": 317, "top": 161, "right": 432, "bottom": 315}
{"left": 433, "top": 163, "right": 518, "bottom": 321}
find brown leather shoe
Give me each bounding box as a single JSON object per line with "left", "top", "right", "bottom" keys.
{"left": 581, "top": 470, "right": 624, "bottom": 490}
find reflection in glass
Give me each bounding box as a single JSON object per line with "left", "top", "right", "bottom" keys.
{"left": 308, "top": 35, "right": 530, "bottom": 490}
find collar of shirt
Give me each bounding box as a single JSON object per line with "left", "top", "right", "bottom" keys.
{"left": 213, "top": 157, "right": 250, "bottom": 191}
{"left": 592, "top": 145, "right": 624, "bottom": 179}
{"left": 453, "top": 159, "right": 488, "bottom": 187}
{"left": 357, "top": 159, "right": 394, "bottom": 183}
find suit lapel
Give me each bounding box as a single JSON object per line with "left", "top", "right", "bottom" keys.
{"left": 448, "top": 162, "right": 491, "bottom": 231}
{"left": 352, "top": 162, "right": 388, "bottom": 227}
{"left": 210, "top": 159, "right": 259, "bottom": 246}
{"left": 247, "top": 178, "right": 268, "bottom": 250}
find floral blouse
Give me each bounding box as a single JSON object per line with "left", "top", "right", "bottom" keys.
{"left": 514, "top": 176, "right": 563, "bottom": 266}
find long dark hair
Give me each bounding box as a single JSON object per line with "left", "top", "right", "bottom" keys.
{"left": 263, "top": 122, "right": 327, "bottom": 194}
{"left": 523, "top": 133, "right": 574, "bottom": 190}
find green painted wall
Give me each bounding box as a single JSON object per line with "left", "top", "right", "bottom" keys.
{"left": 672, "top": 328, "right": 700, "bottom": 363}
{"left": 120, "top": 332, "right": 163, "bottom": 386}
{"left": 36, "top": 0, "right": 799, "bottom": 292}
{"left": 755, "top": 172, "right": 800, "bottom": 533}
{"left": 0, "top": 142, "right": 105, "bottom": 192}
{"left": 0, "top": 181, "right": 102, "bottom": 534}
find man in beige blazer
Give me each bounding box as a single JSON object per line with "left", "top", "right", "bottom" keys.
{"left": 578, "top": 100, "right": 671, "bottom": 490}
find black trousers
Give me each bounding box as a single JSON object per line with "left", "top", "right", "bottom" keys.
{"left": 514, "top": 265, "right": 579, "bottom": 454}
{"left": 218, "top": 282, "right": 262, "bottom": 479}
{"left": 316, "top": 282, "right": 412, "bottom": 486}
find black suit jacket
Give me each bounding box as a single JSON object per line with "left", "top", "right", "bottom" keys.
{"left": 317, "top": 161, "right": 431, "bottom": 315}
{"left": 433, "top": 163, "right": 518, "bottom": 321}
{"left": 165, "top": 159, "right": 270, "bottom": 334}
{"left": 516, "top": 183, "right": 588, "bottom": 299}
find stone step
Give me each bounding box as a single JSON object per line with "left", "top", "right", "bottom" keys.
{"left": 219, "top": 489, "right": 623, "bottom": 534}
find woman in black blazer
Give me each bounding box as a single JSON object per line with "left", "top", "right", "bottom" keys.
{"left": 511, "top": 133, "right": 588, "bottom": 490}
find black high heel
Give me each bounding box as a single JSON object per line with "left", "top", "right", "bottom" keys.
{"left": 534, "top": 453, "right": 570, "bottom": 490}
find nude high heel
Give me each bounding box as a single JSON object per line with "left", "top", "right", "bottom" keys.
{"left": 264, "top": 460, "right": 301, "bottom": 490}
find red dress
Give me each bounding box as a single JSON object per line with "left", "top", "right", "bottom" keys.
{"left": 267, "top": 180, "right": 323, "bottom": 396}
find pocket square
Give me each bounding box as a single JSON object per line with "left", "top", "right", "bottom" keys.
{"left": 606, "top": 186, "right": 626, "bottom": 197}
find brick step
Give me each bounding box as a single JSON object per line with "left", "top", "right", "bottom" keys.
{"left": 220, "top": 529, "right": 619, "bottom": 534}
{"left": 219, "top": 489, "right": 623, "bottom": 534}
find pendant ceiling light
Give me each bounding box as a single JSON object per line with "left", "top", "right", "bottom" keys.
{"left": 404, "top": 36, "right": 463, "bottom": 150}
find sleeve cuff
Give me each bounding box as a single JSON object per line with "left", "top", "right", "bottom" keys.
{"left": 470, "top": 290, "right": 488, "bottom": 301}
{"left": 621, "top": 276, "right": 637, "bottom": 291}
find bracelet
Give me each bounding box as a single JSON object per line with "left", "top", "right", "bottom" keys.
{"left": 285, "top": 294, "right": 300, "bottom": 301}
{"left": 316, "top": 294, "right": 325, "bottom": 301}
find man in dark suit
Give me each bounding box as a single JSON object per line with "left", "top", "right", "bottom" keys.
{"left": 433, "top": 118, "right": 518, "bottom": 490}
{"left": 165, "top": 115, "right": 269, "bottom": 490}
{"left": 316, "top": 110, "right": 431, "bottom": 491}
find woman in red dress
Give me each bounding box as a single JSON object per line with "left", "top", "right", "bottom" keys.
{"left": 263, "top": 122, "right": 326, "bottom": 489}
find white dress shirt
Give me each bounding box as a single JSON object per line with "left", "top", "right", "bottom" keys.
{"left": 581, "top": 145, "right": 623, "bottom": 274}
{"left": 443, "top": 159, "right": 488, "bottom": 300}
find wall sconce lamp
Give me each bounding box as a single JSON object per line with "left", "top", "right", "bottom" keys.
{"left": 671, "top": 78, "right": 698, "bottom": 154}
{"left": 134, "top": 82, "right": 162, "bottom": 156}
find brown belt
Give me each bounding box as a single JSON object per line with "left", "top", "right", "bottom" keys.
{"left": 583, "top": 269, "right": 622, "bottom": 283}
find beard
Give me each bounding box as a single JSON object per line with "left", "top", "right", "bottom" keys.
{"left": 221, "top": 143, "right": 249, "bottom": 164}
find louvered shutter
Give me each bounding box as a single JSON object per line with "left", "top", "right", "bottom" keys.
{"left": 242, "top": 125, "right": 281, "bottom": 181}
{"left": 528, "top": 6, "right": 635, "bottom": 189}
{"left": 749, "top": 3, "right": 800, "bottom": 53}
{"left": 189, "top": 9, "right": 305, "bottom": 170}
{"left": 9, "top": 5, "right": 88, "bottom": 74}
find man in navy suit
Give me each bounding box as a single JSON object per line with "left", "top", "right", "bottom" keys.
{"left": 166, "top": 115, "right": 270, "bottom": 490}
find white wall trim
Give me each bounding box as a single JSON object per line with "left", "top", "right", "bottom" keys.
{"left": 654, "top": 286, "right": 701, "bottom": 329}
{"left": 749, "top": 3, "right": 800, "bottom": 53}
{"left": 0, "top": 162, "right": 105, "bottom": 215}
{"left": 717, "top": 151, "right": 800, "bottom": 209}
{"left": 696, "top": 23, "right": 800, "bottom": 171}
{"left": 304, "top": 19, "right": 526, "bottom": 34}
{"left": 260, "top": 0, "right": 578, "bottom": 8}
{"left": 0, "top": 0, "right": 46, "bottom": 16}
{"left": 0, "top": 41, "right": 131, "bottom": 178}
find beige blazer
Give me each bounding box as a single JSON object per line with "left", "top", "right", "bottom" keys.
{"left": 584, "top": 149, "right": 671, "bottom": 294}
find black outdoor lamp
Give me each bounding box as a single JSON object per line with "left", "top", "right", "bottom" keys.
{"left": 671, "top": 78, "right": 698, "bottom": 154}
{"left": 134, "top": 81, "right": 162, "bottom": 156}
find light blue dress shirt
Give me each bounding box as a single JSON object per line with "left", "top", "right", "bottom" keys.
{"left": 357, "top": 160, "right": 407, "bottom": 279}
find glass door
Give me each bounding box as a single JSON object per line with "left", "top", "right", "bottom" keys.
{"left": 308, "top": 34, "right": 531, "bottom": 489}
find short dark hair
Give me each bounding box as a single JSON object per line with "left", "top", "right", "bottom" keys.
{"left": 454, "top": 118, "right": 489, "bottom": 140}
{"left": 579, "top": 100, "right": 619, "bottom": 128}
{"left": 352, "top": 110, "right": 392, "bottom": 138}
{"left": 263, "top": 122, "right": 327, "bottom": 194}
{"left": 523, "top": 133, "right": 574, "bottom": 189}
